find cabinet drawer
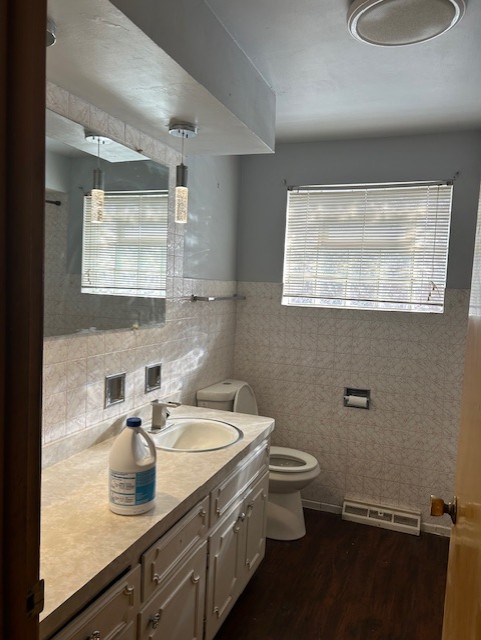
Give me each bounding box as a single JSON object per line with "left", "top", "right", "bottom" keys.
{"left": 141, "top": 496, "right": 209, "bottom": 602}
{"left": 51, "top": 566, "right": 140, "bottom": 640}
{"left": 210, "top": 442, "right": 268, "bottom": 523}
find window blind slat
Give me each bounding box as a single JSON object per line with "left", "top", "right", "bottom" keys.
{"left": 81, "top": 190, "right": 168, "bottom": 298}
{"left": 282, "top": 183, "right": 452, "bottom": 313}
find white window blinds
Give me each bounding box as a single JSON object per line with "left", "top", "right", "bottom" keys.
{"left": 282, "top": 182, "right": 453, "bottom": 313}
{"left": 82, "top": 190, "right": 168, "bottom": 298}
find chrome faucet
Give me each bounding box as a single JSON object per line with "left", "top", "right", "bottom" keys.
{"left": 150, "top": 400, "right": 181, "bottom": 432}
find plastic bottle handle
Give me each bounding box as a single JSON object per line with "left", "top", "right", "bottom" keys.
{"left": 140, "top": 428, "right": 156, "bottom": 461}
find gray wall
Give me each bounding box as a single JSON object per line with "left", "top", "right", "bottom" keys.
{"left": 45, "top": 149, "right": 70, "bottom": 192}
{"left": 237, "top": 131, "right": 481, "bottom": 289}
{"left": 184, "top": 154, "right": 240, "bottom": 281}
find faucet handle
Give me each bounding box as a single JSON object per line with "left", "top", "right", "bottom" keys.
{"left": 151, "top": 400, "right": 181, "bottom": 409}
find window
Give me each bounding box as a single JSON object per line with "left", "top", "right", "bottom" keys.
{"left": 82, "top": 190, "right": 168, "bottom": 298}
{"left": 282, "top": 181, "right": 453, "bottom": 313}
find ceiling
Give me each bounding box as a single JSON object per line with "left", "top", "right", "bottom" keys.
{"left": 47, "top": 0, "right": 481, "bottom": 152}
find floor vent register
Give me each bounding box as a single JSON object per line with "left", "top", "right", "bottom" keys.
{"left": 342, "top": 499, "right": 421, "bottom": 536}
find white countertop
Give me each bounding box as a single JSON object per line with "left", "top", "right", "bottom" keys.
{"left": 40, "top": 405, "right": 274, "bottom": 638}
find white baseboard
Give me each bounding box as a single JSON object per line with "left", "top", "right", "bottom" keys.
{"left": 302, "top": 499, "right": 342, "bottom": 515}
{"left": 421, "top": 522, "right": 451, "bottom": 537}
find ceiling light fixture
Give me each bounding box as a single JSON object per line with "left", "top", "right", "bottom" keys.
{"left": 46, "top": 17, "right": 57, "bottom": 47}
{"left": 168, "top": 121, "right": 198, "bottom": 224}
{"left": 347, "top": 0, "right": 466, "bottom": 47}
{"left": 85, "top": 132, "right": 111, "bottom": 223}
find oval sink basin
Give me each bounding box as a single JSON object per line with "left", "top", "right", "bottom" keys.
{"left": 151, "top": 418, "right": 243, "bottom": 452}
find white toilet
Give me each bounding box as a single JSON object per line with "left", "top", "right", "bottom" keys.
{"left": 268, "top": 446, "right": 320, "bottom": 540}
{"left": 196, "top": 379, "right": 320, "bottom": 541}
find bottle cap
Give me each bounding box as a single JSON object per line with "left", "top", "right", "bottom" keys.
{"left": 126, "top": 417, "right": 142, "bottom": 427}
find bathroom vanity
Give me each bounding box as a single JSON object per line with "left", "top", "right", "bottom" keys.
{"left": 40, "top": 406, "right": 274, "bottom": 640}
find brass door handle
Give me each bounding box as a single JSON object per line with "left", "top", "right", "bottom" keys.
{"left": 430, "top": 495, "right": 457, "bottom": 524}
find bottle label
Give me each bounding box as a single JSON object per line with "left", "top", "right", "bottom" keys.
{"left": 110, "top": 467, "right": 156, "bottom": 506}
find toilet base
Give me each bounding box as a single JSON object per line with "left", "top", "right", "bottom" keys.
{"left": 266, "top": 490, "right": 306, "bottom": 540}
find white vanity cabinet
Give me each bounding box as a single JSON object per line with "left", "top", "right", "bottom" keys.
{"left": 205, "top": 468, "right": 269, "bottom": 640}
{"left": 42, "top": 426, "right": 273, "bottom": 640}
{"left": 50, "top": 566, "right": 141, "bottom": 640}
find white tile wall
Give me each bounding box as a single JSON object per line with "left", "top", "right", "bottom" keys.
{"left": 234, "top": 282, "right": 469, "bottom": 527}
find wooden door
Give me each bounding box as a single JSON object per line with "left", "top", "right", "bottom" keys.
{"left": 442, "top": 193, "right": 481, "bottom": 638}
{"left": 0, "top": 1, "right": 46, "bottom": 639}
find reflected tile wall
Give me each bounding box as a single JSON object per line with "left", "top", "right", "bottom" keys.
{"left": 43, "top": 279, "right": 237, "bottom": 464}
{"left": 234, "top": 282, "right": 469, "bottom": 529}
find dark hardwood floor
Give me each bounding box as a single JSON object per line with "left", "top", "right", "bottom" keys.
{"left": 215, "top": 510, "right": 449, "bottom": 640}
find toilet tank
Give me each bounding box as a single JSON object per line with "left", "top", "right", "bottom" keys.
{"left": 196, "top": 379, "right": 258, "bottom": 415}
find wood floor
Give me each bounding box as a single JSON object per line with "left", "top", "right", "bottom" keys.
{"left": 215, "top": 510, "right": 449, "bottom": 640}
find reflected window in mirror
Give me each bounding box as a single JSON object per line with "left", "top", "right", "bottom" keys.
{"left": 82, "top": 190, "right": 168, "bottom": 298}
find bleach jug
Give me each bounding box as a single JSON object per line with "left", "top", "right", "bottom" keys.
{"left": 109, "top": 417, "right": 156, "bottom": 515}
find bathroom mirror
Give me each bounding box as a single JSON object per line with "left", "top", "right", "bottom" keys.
{"left": 45, "top": 110, "right": 170, "bottom": 337}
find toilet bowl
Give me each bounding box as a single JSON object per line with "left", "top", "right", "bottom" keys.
{"left": 196, "top": 380, "right": 320, "bottom": 541}
{"left": 267, "top": 446, "right": 320, "bottom": 541}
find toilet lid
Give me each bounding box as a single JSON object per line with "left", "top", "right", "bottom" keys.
{"left": 269, "top": 446, "right": 319, "bottom": 473}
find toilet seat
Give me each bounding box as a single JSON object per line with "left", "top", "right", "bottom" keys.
{"left": 269, "top": 446, "right": 319, "bottom": 474}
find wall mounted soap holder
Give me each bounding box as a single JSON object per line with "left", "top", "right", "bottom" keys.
{"left": 105, "top": 373, "right": 126, "bottom": 408}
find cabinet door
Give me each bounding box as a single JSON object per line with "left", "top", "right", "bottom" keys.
{"left": 51, "top": 566, "right": 140, "bottom": 640}
{"left": 141, "top": 496, "right": 209, "bottom": 603}
{"left": 243, "top": 471, "right": 269, "bottom": 580}
{"left": 138, "top": 541, "right": 207, "bottom": 640}
{"left": 205, "top": 501, "right": 246, "bottom": 640}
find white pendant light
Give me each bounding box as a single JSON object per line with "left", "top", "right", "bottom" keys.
{"left": 85, "top": 132, "right": 111, "bottom": 223}
{"left": 168, "top": 121, "right": 198, "bottom": 224}
{"left": 347, "top": 0, "right": 466, "bottom": 47}
{"left": 46, "top": 17, "right": 57, "bottom": 47}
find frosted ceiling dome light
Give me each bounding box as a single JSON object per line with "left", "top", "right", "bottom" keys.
{"left": 347, "top": 0, "right": 466, "bottom": 46}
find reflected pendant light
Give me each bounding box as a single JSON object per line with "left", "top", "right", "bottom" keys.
{"left": 168, "top": 121, "right": 198, "bottom": 224}
{"left": 85, "top": 132, "right": 111, "bottom": 223}
{"left": 347, "top": 0, "right": 466, "bottom": 46}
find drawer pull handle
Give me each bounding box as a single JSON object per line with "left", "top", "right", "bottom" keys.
{"left": 123, "top": 585, "right": 135, "bottom": 605}
{"left": 191, "top": 574, "right": 200, "bottom": 584}
{"left": 199, "top": 508, "right": 207, "bottom": 517}
{"left": 150, "top": 613, "right": 161, "bottom": 629}
{"left": 234, "top": 512, "right": 246, "bottom": 533}
{"left": 153, "top": 573, "right": 162, "bottom": 584}
{"left": 88, "top": 632, "right": 101, "bottom": 640}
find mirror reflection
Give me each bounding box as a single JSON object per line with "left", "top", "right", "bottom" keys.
{"left": 45, "top": 111, "right": 169, "bottom": 337}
